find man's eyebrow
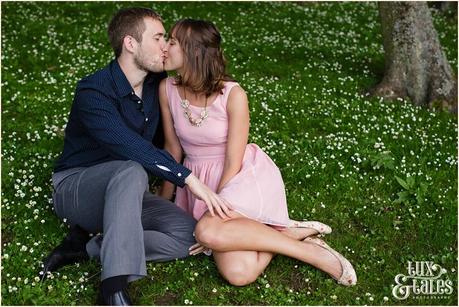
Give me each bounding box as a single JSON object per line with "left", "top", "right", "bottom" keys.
{"left": 153, "top": 32, "right": 165, "bottom": 37}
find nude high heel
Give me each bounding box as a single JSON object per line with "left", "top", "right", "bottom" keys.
{"left": 303, "top": 237, "right": 357, "bottom": 286}
{"left": 288, "top": 220, "right": 332, "bottom": 235}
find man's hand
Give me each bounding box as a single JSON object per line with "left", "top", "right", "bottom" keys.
{"left": 184, "top": 174, "right": 233, "bottom": 219}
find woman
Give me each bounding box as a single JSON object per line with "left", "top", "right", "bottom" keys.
{"left": 158, "top": 19, "right": 357, "bottom": 287}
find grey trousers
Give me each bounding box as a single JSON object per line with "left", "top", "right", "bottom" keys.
{"left": 52, "top": 160, "right": 197, "bottom": 282}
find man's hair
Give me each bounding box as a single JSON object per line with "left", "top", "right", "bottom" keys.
{"left": 108, "top": 7, "right": 162, "bottom": 58}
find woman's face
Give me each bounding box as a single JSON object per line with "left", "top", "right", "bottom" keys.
{"left": 163, "top": 32, "right": 184, "bottom": 72}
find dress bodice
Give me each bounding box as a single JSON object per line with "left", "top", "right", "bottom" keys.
{"left": 165, "top": 77, "right": 239, "bottom": 161}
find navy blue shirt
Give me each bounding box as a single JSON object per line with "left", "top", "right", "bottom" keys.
{"left": 54, "top": 59, "right": 191, "bottom": 187}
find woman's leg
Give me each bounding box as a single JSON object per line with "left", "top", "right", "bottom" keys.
{"left": 195, "top": 212, "right": 343, "bottom": 280}
{"left": 205, "top": 212, "right": 308, "bottom": 286}
{"left": 213, "top": 250, "right": 273, "bottom": 286}
{"left": 213, "top": 227, "right": 321, "bottom": 287}
{"left": 280, "top": 226, "right": 321, "bottom": 240}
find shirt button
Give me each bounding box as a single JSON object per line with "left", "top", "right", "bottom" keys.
{"left": 131, "top": 91, "right": 135, "bottom": 95}
{"left": 145, "top": 117, "right": 149, "bottom": 122}
{"left": 137, "top": 101, "right": 141, "bottom": 104}
{"left": 177, "top": 173, "right": 182, "bottom": 177}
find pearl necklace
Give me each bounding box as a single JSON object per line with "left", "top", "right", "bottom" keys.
{"left": 180, "top": 90, "right": 208, "bottom": 127}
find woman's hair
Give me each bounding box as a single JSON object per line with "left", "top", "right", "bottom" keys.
{"left": 169, "top": 19, "right": 235, "bottom": 96}
{"left": 108, "top": 7, "right": 162, "bottom": 58}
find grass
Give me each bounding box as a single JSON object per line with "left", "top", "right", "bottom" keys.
{"left": 1, "top": 1, "right": 457, "bottom": 305}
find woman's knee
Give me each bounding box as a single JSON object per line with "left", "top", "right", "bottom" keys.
{"left": 194, "top": 216, "right": 223, "bottom": 249}
{"left": 220, "top": 262, "right": 259, "bottom": 286}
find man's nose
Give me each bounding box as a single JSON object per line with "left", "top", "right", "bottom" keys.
{"left": 160, "top": 38, "right": 167, "bottom": 50}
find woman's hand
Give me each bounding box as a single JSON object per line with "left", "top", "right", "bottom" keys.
{"left": 184, "top": 174, "right": 233, "bottom": 219}
{"left": 189, "top": 242, "right": 211, "bottom": 256}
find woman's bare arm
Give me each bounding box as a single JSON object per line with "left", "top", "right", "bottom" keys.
{"left": 216, "top": 86, "right": 250, "bottom": 193}
{"left": 157, "top": 79, "right": 183, "bottom": 200}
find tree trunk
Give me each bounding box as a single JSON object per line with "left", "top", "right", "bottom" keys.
{"left": 372, "top": 2, "right": 457, "bottom": 113}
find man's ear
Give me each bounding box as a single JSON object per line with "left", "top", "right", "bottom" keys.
{"left": 122, "top": 35, "right": 137, "bottom": 54}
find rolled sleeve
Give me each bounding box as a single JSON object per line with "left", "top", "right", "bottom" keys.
{"left": 76, "top": 88, "right": 191, "bottom": 187}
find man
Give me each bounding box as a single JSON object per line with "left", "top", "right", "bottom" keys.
{"left": 41, "top": 7, "right": 231, "bottom": 305}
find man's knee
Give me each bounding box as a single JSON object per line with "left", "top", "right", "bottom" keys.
{"left": 169, "top": 217, "right": 197, "bottom": 248}
{"left": 123, "top": 160, "right": 148, "bottom": 180}
{"left": 112, "top": 160, "right": 148, "bottom": 187}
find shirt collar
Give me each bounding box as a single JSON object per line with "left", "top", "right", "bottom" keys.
{"left": 110, "top": 59, "right": 134, "bottom": 97}
{"left": 110, "top": 59, "right": 161, "bottom": 97}
{"left": 144, "top": 72, "right": 159, "bottom": 85}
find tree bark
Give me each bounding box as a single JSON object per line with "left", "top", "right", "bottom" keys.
{"left": 372, "top": 2, "right": 457, "bottom": 113}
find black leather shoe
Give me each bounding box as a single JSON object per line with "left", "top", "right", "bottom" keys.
{"left": 97, "top": 288, "right": 132, "bottom": 306}
{"left": 40, "top": 225, "right": 90, "bottom": 279}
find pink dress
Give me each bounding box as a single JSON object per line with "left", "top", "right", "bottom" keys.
{"left": 165, "top": 77, "right": 290, "bottom": 227}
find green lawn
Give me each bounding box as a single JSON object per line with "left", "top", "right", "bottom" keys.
{"left": 1, "top": 1, "right": 457, "bottom": 305}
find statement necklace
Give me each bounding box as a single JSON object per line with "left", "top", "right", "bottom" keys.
{"left": 180, "top": 89, "right": 208, "bottom": 127}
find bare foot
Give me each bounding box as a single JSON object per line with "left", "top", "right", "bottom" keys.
{"left": 280, "top": 227, "right": 319, "bottom": 240}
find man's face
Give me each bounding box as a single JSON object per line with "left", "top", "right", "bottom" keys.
{"left": 133, "top": 17, "right": 166, "bottom": 73}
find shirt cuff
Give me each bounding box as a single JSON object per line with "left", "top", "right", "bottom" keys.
{"left": 174, "top": 166, "right": 192, "bottom": 188}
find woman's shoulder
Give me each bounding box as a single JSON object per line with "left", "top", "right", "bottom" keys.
{"left": 159, "top": 76, "right": 174, "bottom": 90}
{"left": 160, "top": 77, "right": 180, "bottom": 107}
{"left": 222, "top": 81, "right": 245, "bottom": 98}
{"left": 220, "top": 81, "right": 248, "bottom": 111}
{"left": 221, "top": 80, "right": 242, "bottom": 93}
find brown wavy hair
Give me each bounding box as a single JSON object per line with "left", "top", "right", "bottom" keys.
{"left": 169, "top": 19, "right": 235, "bottom": 96}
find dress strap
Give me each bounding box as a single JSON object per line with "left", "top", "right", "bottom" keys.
{"left": 221, "top": 82, "right": 241, "bottom": 111}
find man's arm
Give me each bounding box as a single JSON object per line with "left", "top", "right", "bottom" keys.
{"left": 76, "top": 88, "right": 190, "bottom": 187}
{"left": 76, "top": 87, "right": 233, "bottom": 218}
